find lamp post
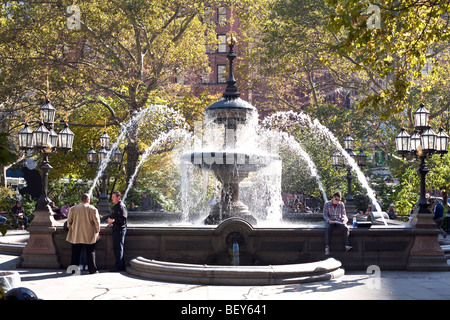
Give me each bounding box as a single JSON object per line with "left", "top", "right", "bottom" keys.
{"left": 87, "top": 129, "right": 122, "bottom": 216}
{"left": 395, "top": 104, "right": 449, "bottom": 215}
{"left": 332, "top": 134, "right": 367, "bottom": 215}
{"left": 17, "top": 99, "right": 74, "bottom": 268}
{"left": 395, "top": 102, "right": 449, "bottom": 270}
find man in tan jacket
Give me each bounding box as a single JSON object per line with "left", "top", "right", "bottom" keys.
{"left": 66, "top": 193, "right": 101, "bottom": 274}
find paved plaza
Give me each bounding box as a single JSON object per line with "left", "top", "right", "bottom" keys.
{"left": 1, "top": 230, "right": 450, "bottom": 302}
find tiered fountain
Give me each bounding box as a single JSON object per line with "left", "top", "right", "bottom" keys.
{"left": 184, "top": 36, "right": 279, "bottom": 225}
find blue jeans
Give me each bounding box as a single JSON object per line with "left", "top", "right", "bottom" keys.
{"left": 112, "top": 228, "right": 126, "bottom": 271}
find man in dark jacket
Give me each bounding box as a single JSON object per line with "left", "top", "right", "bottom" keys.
{"left": 433, "top": 199, "right": 447, "bottom": 238}
{"left": 107, "top": 191, "right": 128, "bottom": 271}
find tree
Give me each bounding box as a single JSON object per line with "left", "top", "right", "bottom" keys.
{"left": 325, "top": 0, "right": 450, "bottom": 118}
{"left": 0, "top": 0, "right": 239, "bottom": 184}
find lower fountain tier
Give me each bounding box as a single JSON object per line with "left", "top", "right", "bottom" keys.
{"left": 183, "top": 151, "right": 280, "bottom": 225}
{"left": 185, "top": 151, "right": 279, "bottom": 177}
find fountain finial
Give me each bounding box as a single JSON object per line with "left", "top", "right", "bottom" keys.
{"left": 223, "top": 34, "right": 240, "bottom": 100}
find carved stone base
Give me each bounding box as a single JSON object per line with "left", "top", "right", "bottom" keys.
{"left": 407, "top": 213, "right": 450, "bottom": 271}
{"left": 18, "top": 209, "right": 61, "bottom": 269}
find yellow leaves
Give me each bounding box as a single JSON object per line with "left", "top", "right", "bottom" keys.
{"left": 383, "top": 55, "right": 393, "bottom": 63}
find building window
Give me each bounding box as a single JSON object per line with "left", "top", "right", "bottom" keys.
{"left": 217, "top": 6, "right": 227, "bottom": 25}
{"left": 217, "top": 34, "right": 226, "bottom": 53}
{"left": 217, "top": 65, "right": 227, "bottom": 83}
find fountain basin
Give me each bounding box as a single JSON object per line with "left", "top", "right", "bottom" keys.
{"left": 126, "top": 256, "right": 344, "bottom": 285}
{"left": 50, "top": 217, "right": 444, "bottom": 272}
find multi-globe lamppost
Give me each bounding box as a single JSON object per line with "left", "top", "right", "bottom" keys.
{"left": 87, "top": 128, "right": 122, "bottom": 215}
{"left": 395, "top": 102, "right": 449, "bottom": 270}
{"left": 395, "top": 103, "right": 449, "bottom": 215}
{"left": 17, "top": 98, "right": 74, "bottom": 268}
{"left": 18, "top": 99, "right": 75, "bottom": 210}
{"left": 331, "top": 134, "right": 367, "bottom": 215}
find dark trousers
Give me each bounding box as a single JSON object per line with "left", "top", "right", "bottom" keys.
{"left": 324, "top": 222, "right": 350, "bottom": 247}
{"left": 71, "top": 243, "right": 97, "bottom": 274}
{"left": 112, "top": 228, "right": 126, "bottom": 271}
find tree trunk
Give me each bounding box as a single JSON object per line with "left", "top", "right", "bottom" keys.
{"left": 1, "top": 164, "right": 7, "bottom": 188}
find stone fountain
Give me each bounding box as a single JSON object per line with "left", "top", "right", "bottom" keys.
{"left": 184, "top": 36, "right": 278, "bottom": 225}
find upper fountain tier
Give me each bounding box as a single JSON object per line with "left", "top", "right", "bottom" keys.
{"left": 206, "top": 97, "right": 256, "bottom": 129}
{"left": 205, "top": 35, "right": 257, "bottom": 130}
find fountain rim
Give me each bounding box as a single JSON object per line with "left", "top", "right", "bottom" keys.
{"left": 126, "top": 256, "right": 344, "bottom": 285}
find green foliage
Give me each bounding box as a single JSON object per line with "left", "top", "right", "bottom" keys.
{"left": 0, "top": 132, "right": 17, "bottom": 166}
{"left": 325, "top": 0, "right": 450, "bottom": 117}
{"left": 0, "top": 187, "right": 15, "bottom": 236}
{"left": 48, "top": 177, "right": 90, "bottom": 208}
{"left": 391, "top": 153, "right": 450, "bottom": 216}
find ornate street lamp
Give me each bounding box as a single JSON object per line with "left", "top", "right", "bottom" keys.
{"left": 17, "top": 97, "right": 74, "bottom": 269}
{"left": 112, "top": 148, "right": 123, "bottom": 165}
{"left": 395, "top": 127, "right": 410, "bottom": 158}
{"left": 17, "top": 101, "right": 74, "bottom": 210}
{"left": 395, "top": 104, "right": 448, "bottom": 213}
{"left": 356, "top": 149, "right": 367, "bottom": 167}
{"left": 87, "top": 129, "right": 122, "bottom": 215}
{"left": 87, "top": 146, "right": 97, "bottom": 164}
{"left": 40, "top": 99, "right": 56, "bottom": 125}
{"left": 395, "top": 102, "right": 449, "bottom": 270}
{"left": 31, "top": 120, "right": 50, "bottom": 150}
{"left": 18, "top": 121, "right": 34, "bottom": 150}
{"left": 331, "top": 151, "right": 343, "bottom": 167}
{"left": 58, "top": 121, "right": 74, "bottom": 151}
{"left": 436, "top": 127, "right": 449, "bottom": 154}
{"left": 344, "top": 134, "right": 355, "bottom": 151}
{"left": 413, "top": 103, "right": 430, "bottom": 131}
{"left": 99, "top": 130, "right": 110, "bottom": 149}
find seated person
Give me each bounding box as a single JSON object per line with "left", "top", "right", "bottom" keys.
{"left": 11, "top": 200, "right": 28, "bottom": 229}
{"left": 55, "top": 202, "right": 70, "bottom": 220}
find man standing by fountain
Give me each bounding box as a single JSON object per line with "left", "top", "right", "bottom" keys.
{"left": 323, "top": 192, "right": 352, "bottom": 255}
{"left": 108, "top": 191, "right": 128, "bottom": 272}
{"left": 66, "top": 193, "right": 100, "bottom": 274}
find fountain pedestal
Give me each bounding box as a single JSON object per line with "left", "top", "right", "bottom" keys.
{"left": 205, "top": 156, "right": 256, "bottom": 224}
{"left": 189, "top": 152, "right": 265, "bottom": 225}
